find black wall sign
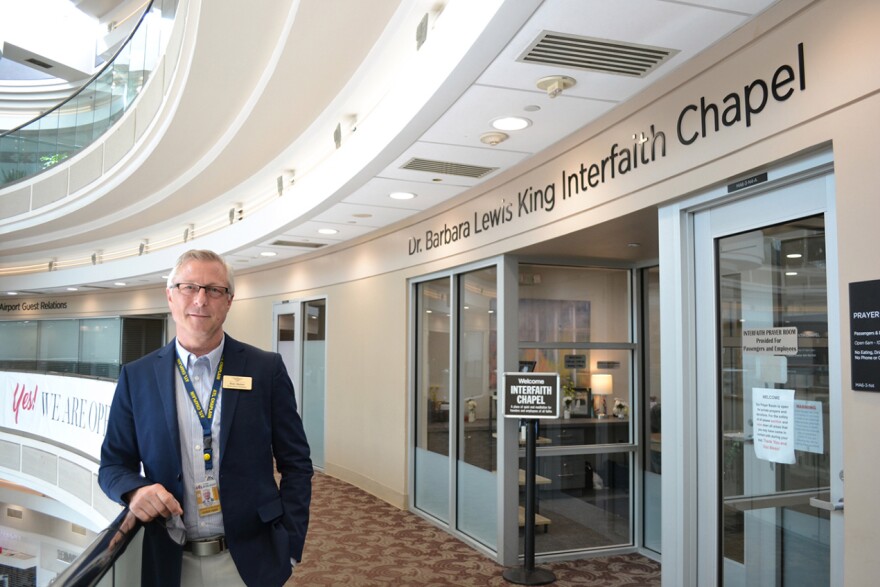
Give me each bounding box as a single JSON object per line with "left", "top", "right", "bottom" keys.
{"left": 503, "top": 372, "right": 559, "bottom": 419}
{"left": 728, "top": 172, "right": 768, "bottom": 193}
{"left": 564, "top": 354, "right": 586, "bottom": 369}
{"left": 850, "top": 279, "right": 880, "bottom": 391}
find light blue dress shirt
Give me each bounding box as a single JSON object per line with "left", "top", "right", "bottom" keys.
{"left": 174, "top": 337, "right": 225, "bottom": 540}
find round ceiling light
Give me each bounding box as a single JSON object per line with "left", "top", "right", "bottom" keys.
{"left": 389, "top": 191, "right": 416, "bottom": 200}
{"left": 318, "top": 228, "right": 339, "bottom": 235}
{"left": 491, "top": 116, "right": 531, "bottom": 131}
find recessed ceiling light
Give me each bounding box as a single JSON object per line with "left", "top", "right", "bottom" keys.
{"left": 67, "top": 287, "right": 78, "bottom": 291}
{"left": 389, "top": 191, "right": 416, "bottom": 200}
{"left": 115, "top": 282, "right": 126, "bottom": 286}
{"left": 785, "top": 271, "right": 798, "bottom": 276}
{"left": 7, "top": 292, "right": 17, "bottom": 296}
{"left": 491, "top": 116, "right": 531, "bottom": 131}
{"left": 260, "top": 251, "right": 277, "bottom": 257}
{"left": 524, "top": 104, "right": 541, "bottom": 112}
{"left": 352, "top": 213, "right": 372, "bottom": 218}
{"left": 786, "top": 253, "right": 803, "bottom": 259}
{"left": 318, "top": 228, "right": 339, "bottom": 235}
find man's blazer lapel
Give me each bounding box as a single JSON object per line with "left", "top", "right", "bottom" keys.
{"left": 219, "top": 335, "right": 245, "bottom": 464}
{"left": 154, "top": 341, "right": 182, "bottom": 467}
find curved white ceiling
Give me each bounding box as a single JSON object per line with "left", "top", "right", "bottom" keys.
{"left": 0, "top": 0, "right": 782, "bottom": 295}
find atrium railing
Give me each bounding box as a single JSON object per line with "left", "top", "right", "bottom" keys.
{"left": 50, "top": 509, "right": 144, "bottom": 587}
{"left": 0, "top": 0, "right": 179, "bottom": 188}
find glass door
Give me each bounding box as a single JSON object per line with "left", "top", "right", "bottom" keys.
{"left": 693, "top": 171, "right": 842, "bottom": 586}
{"left": 273, "top": 299, "right": 327, "bottom": 469}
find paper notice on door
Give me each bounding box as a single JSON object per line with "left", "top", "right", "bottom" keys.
{"left": 753, "top": 388, "right": 796, "bottom": 464}
{"left": 793, "top": 400, "right": 824, "bottom": 454}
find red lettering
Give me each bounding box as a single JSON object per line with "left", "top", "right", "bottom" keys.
{"left": 12, "top": 384, "right": 38, "bottom": 424}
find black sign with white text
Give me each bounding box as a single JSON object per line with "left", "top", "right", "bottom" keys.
{"left": 850, "top": 279, "right": 880, "bottom": 391}
{"left": 503, "top": 372, "right": 560, "bottom": 419}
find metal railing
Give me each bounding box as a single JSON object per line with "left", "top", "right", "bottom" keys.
{"left": 50, "top": 509, "right": 143, "bottom": 587}
{"left": 0, "top": 0, "right": 179, "bottom": 187}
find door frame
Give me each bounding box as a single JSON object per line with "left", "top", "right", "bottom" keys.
{"left": 657, "top": 149, "right": 842, "bottom": 586}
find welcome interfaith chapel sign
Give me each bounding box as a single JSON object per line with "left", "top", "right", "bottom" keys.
{"left": 503, "top": 372, "right": 559, "bottom": 419}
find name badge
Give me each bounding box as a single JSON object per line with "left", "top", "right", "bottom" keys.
{"left": 222, "top": 375, "right": 252, "bottom": 390}
{"left": 196, "top": 479, "right": 221, "bottom": 517}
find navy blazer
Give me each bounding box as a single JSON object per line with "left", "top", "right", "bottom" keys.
{"left": 99, "top": 336, "right": 313, "bottom": 587}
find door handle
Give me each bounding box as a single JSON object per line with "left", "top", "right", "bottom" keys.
{"left": 809, "top": 497, "right": 844, "bottom": 511}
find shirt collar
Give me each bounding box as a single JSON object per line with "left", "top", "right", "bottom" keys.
{"left": 175, "top": 335, "right": 225, "bottom": 372}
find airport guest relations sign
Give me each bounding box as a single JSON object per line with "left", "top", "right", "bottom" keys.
{"left": 0, "top": 372, "right": 114, "bottom": 459}
{"left": 850, "top": 279, "right": 880, "bottom": 391}
{"left": 503, "top": 372, "right": 560, "bottom": 419}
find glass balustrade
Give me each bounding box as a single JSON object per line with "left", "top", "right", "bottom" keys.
{"left": 0, "top": 0, "right": 179, "bottom": 188}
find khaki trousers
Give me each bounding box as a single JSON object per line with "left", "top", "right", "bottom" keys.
{"left": 181, "top": 550, "right": 247, "bottom": 587}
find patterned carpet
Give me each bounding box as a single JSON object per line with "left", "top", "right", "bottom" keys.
{"left": 289, "top": 472, "right": 660, "bottom": 586}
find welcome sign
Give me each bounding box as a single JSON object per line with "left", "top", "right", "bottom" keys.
{"left": 503, "top": 372, "right": 560, "bottom": 419}
{"left": 0, "top": 372, "right": 115, "bottom": 459}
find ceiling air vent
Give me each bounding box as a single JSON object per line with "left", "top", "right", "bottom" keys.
{"left": 26, "top": 57, "right": 53, "bottom": 69}
{"left": 401, "top": 158, "right": 498, "bottom": 179}
{"left": 518, "top": 31, "right": 678, "bottom": 78}
{"left": 270, "top": 240, "right": 326, "bottom": 249}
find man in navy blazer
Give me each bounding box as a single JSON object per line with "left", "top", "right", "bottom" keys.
{"left": 99, "top": 250, "right": 312, "bottom": 587}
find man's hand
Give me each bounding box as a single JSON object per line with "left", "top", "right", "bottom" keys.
{"left": 126, "top": 484, "right": 183, "bottom": 523}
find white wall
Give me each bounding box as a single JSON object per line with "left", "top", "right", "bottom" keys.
{"left": 8, "top": 0, "right": 880, "bottom": 582}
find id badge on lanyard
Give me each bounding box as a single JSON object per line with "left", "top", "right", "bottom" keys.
{"left": 176, "top": 354, "right": 224, "bottom": 517}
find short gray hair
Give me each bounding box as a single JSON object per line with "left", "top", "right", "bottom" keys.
{"left": 166, "top": 249, "right": 235, "bottom": 295}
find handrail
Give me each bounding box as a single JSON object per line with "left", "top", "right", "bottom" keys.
{"left": 0, "top": 0, "right": 179, "bottom": 187}
{"left": 0, "top": 0, "right": 154, "bottom": 139}
{"left": 50, "top": 508, "right": 143, "bottom": 587}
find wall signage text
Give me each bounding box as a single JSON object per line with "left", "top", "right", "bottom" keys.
{"left": 406, "top": 43, "right": 807, "bottom": 257}
{"left": 1, "top": 300, "right": 68, "bottom": 313}
{"left": 850, "top": 279, "right": 880, "bottom": 391}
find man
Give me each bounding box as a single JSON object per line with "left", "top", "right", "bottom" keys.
{"left": 99, "top": 249, "right": 312, "bottom": 587}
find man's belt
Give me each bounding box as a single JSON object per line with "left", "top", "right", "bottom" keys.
{"left": 183, "top": 536, "right": 227, "bottom": 557}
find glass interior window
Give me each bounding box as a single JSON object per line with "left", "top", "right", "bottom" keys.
{"left": 414, "top": 277, "right": 452, "bottom": 523}
{"left": 718, "top": 216, "right": 830, "bottom": 586}
{"left": 456, "top": 266, "right": 499, "bottom": 549}
{"left": 519, "top": 452, "right": 632, "bottom": 553}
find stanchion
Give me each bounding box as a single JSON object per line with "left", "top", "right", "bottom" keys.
{"left": 503, "top": 419, "right": 556, "bottom": 585}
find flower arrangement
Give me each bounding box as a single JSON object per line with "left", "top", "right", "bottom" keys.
{"left": 562, "top": 378, "right": 576, "bottom": 405}
{"left": 466, "top": 399, "right": 477, "bottom": 422}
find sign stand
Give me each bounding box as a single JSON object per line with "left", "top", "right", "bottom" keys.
{"left": 502, "top": 418, "right": 556, "bottom": 585}
{"left": 501, "top": 371, "right": 559, "bottom": 585}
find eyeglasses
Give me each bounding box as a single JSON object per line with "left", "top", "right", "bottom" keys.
{"left": 172, "top": 283, "right": 231, "bottom": 299}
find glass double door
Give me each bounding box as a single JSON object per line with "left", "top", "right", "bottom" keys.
{"left": 694, "top": 171, "right": 842, "bottom": 586}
